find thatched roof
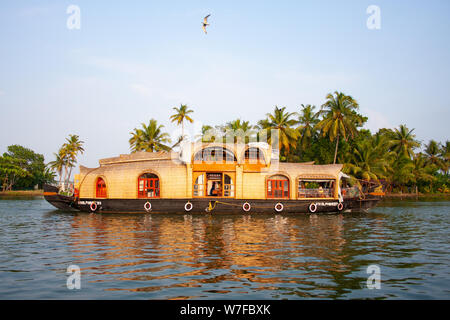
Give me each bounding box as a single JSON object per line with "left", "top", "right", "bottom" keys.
{"left": 98, "top": 151, "right": 178, "bottom": 166}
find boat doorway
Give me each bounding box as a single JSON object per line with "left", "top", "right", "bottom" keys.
{"left": 193, "top": 172, "right": 235, "bottom": 198}
{"left": 206, "top": 173, "right": 222, "bottom": 197}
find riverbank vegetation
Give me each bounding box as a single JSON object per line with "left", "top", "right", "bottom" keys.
{"left": 0, "top": 145, "right": 54, "bottom": 191}
{"left": 3, "top": 92, "right": 447, "bottom": 195}
{"left": 0, "top": 135, "right": 84, "bottom": 192}
{"left": 128, "top": 91, "right": 449, "bottom": 195}
{"left": 48, "top": 134, "right": 84, "bottom": 191}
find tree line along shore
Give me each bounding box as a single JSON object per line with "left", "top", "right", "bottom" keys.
{"left": 1, "top": 91, "right": 449, "bottom": 196}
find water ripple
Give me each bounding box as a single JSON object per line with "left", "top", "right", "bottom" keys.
{"left": 0, "top": 198, "right": 449, "bottom": 299}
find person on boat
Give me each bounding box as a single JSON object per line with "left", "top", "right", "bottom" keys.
{"left": 318, "top": 186, "right": 324, "bottom": 197}
{"left": 210, "top": 182, "right": 218, "bottom": 196}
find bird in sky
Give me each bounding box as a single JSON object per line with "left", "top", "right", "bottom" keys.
{"left": 202, "top": 14, "right": 211, "bottom": 34}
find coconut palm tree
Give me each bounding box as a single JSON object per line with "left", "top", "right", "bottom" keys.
{"left": 389, "top": 125, "right": 420, "bottom": 159}
{"left": 197, "top": 125, "right": 217, "bottom": 143}
{"left": 344, "top": 138, "right": 392, "bottom": 182}
{"left": 411, "top": 153, "right": 435, "bottom": 190}
{"left": 440, "top": 141, "right": 450, "bottom": 175}
{"left": 297, "top": 104, "right": 319, "bottom": 150}
{"left": 62, "top": 134, "right": 85, "bottom": 185}
{"left": 170, "top": 104, "right": 194, "bottom": 140}
{"left": 424, "top": 140, "right": 446, "bottom": 171}
{"left": 390, "top": 155, "right": 415, "bottom": 191}
{"left": 48, "top": 149, "right": 66, "bottom": 188}
{"left": 262, "top": 106, "right": 299, "bottom": 158}
{"left": 316, "top": 91, "right": 362, "bottom": 164}
{"left": 223, "top": 119, "right": 255, "bottom": 143}
{"left": 129, "top": 119, "right": 171, "bottom": 152}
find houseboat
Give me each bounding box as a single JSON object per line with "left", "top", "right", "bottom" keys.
{"left": 44, "top": 142, "right": 383, "bottom": 214}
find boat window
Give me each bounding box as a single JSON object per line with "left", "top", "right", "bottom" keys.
{"left": 223, "top": 174, "right": 235, "bottom": 197}
{"left": 193, "top": 174, "right": 205, "bottom": 197}
{"left": 267, "top": 175, "right": 290, "bottom": 199}
{"left": 138, "top": 173, "right": 160, "bottom": 198}
{"left": 96, "top": 177, "right": 107, "bottom": 198}
{"left": 194, "top": 147, "right": 236, "bottom": 163}
{"left": 298, "top": 179, "right": 335, "bottom": 199}
{"left": 244, "top": 147, "right": 265, "bottom": 164}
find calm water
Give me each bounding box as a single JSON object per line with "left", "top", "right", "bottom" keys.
{"left": 0, "top": 197, "right": 448, "bottom": 299}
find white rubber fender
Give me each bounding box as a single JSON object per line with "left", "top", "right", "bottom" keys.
{"left": 184, "top": 201, "right": 193, "bottom": 212}
{"left": 144, "top": 201, "right": 152, "bottom": 212}
{"left": 309, "top": 203, "right": 317, "bottom": 213}
{"left": 90, "top": 202, "right": 97, "bottom": 212}
{"left": 275, "top": 202, "right": 284, "bottom": 212}
{"left": 243, "top": 202, "right": 251, "bottom": 212}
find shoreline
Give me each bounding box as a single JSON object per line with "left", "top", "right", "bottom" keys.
{"left": 383, "top": 193, "right": 450, "bottom": 199}
{"left": 0, "top": 190, "right": 44, "bottom": 196}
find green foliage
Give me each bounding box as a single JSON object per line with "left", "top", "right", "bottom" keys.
{"left": 388, "top": 124, "right": 420, "bottom": 159}
{"left": 315, "top": 91, "right": 364, "bottom": 163}
{"left": 193, "top": 92, "right": 448, "bottom": 194}
{"left": 0, "top": 145, "right": 50, "bottom": 190}
{"left": 344, "top": 135, "right": 393, "bottom": 182}
{"left": 170, "top": 104, "right": 194, "bottom": 139}
{"left": 297, "top": 104, "right": 319, "bottom": 150}
{"left": 47, "top": 134, "right": 84, "bottom": 191}
{"left": 259, "top": 106, "right": 299, "bottom": 157}
{"left": 217, "top": 119, "right": 256, "bottom": 144}
{"left": 129, "top": 119, "right": 171, "bottom": 152}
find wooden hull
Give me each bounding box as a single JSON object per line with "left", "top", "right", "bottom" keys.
{"left": 44, "top": 185, "right": 381, "bottom": 214}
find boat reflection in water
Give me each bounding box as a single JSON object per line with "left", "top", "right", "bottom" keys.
{"left": 65, "top": 212, "right": 386, "bottom": 299}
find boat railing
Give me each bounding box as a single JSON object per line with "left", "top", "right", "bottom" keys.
{"left": 297, "top": 188, "right": 333, "bottom": 198}
{"left": 342, "top": 186, "right": 361, "bottom": 198}
{"left": 55, "top": 181, "right": 75, "bottom": 196}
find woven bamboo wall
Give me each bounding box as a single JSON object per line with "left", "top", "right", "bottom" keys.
{"left": 76, "top": 149, "right": 343, "bottom": 200}
{"left": 241, "top": 172, "right": 266, "bottom": 199}
{"left": 79, "top": 159, "right": 187, "bottom": 199}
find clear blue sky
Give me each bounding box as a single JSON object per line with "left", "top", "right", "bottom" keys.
{"left": 0, "top": 0, "right": 449, "bottom": 168}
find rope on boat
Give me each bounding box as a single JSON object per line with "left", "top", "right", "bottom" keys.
{"left": 206, "top": 200, "right": 274, "bottom": 212}
{"left": 205, "top": 200, "right": 331, "bottom": 212}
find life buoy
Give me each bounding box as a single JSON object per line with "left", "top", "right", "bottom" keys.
{"left": 144, "top": 201, "right": 152, "bottom": 212}
{"left": 184, "top": 201, "right": 193, "bottom": 212}
{"left": 308, "top": 203, "right": 317, "bottom": 213}
{"left": 243, "top": 202, "right": 251, "bottom": 212}
{"left": 90, "top": 202, "right": 97, "bottom": 212}
{"left": 275, "top": 202, "right": 284, "bottom": 212}
{"left": 337, "top": 202, "right": 344, "bottom": 211}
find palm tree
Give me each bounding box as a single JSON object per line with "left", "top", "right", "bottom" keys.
{"left": 390, "top": 155, "right": 415, "bottom": 191}
{"left": 62, "top": 134, "right": 85, "bottom": 185}
{"left": 43, "top": 166, "right": 57, "bottom": 185}
{"left": 223, "top": 119, "right": 255, "bottom": 143}
{"left": 440, "top": 141, "right": 450, "bottom": 175}
{"left": 297, "top": 104, "right": 319, "bottom": 150}
{"left": 170, "top": 104, "right": 194, "bottom": 141}
{"left": 389, "top": 125, "right": 420, "bottom": 159}
{"left": 197, "top": 125, "right": 216, "bottom": 143}
{"left": 129, "top": 119, "right": 171, "bottom": 152}
{"left": 316, "top": 91, "right": 362, "bottom": 164}
{"left": 48, "top": 149, "right": 66, "bottom": 188}
{"left": 344, "top": 138, "right": 392, "bottom": 182}
{"left": 411, "top": 153, "right": 435, "bottom": 192}
{"left": 424, "top": 140, "right": 445, "bottom": 171}
{"left": 262, "top": 106, "right": 299, "bottom": 158}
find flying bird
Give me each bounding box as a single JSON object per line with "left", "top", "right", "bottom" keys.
{"left": 202, "top": 14, "right": 211, "bottom": 34}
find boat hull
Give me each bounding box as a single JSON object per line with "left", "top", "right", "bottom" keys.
{"left": 43, "top": 186, "right": 381, "bottom": 214}
{"left": 43, "top": 184, "right": 78, "bottom": 211}
{"left": 75, "top": 198, "right": 380, "bottom": 214}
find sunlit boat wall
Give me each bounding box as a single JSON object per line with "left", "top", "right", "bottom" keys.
{"left": 45, "top": 142, "right": 382, "bottom": 213}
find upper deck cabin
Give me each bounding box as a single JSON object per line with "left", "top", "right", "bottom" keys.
{"left": 74, "top": 142, "right": 344, "bottom": 201}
